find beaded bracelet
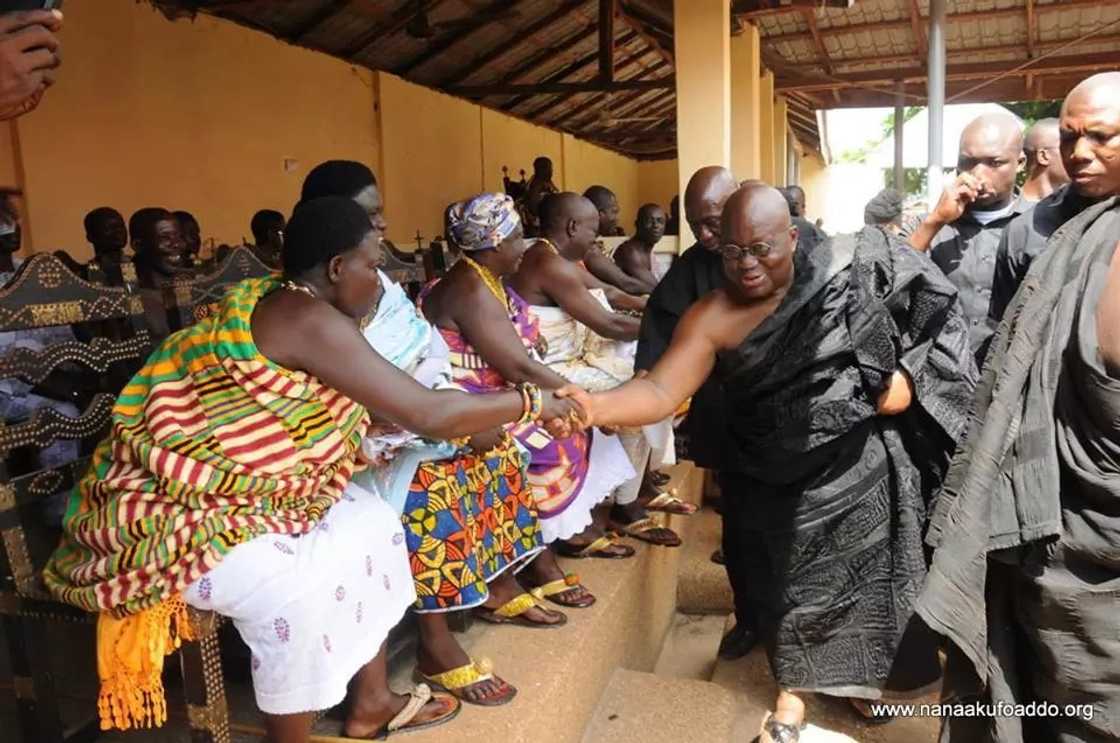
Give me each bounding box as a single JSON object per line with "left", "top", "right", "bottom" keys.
{"left": 516, "top": 382, "right": 544, "bottom": 424}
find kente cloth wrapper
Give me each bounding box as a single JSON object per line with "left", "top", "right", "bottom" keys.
{"left": 44, "top": 277, "right": 368, "bottom": 729}
{"left": 404, "top": 437, "right": 544, "bottom": 612}
{"left": 419, "top": 282, "right": 634, "bottom": 542}
{"left": 182, "top": 482, "right": 415, "bottom": 716}
{"left": 531, "top": 288, "right": 676, "bottom": 467}
{"left": 352, "top": 271, "right": 457, "bottom": 514}
{"left": 714, "top": 227, "right": 974, "bottom": 699}
{"left": 919, "top": 200, "right": 1120, "bottom": 742}
{"left": 447, "top": 193, "right": 520, "bottom": 252}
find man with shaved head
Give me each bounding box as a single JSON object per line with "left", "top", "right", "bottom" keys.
{"left": 923, "top": 71, "right": 1120, "bottom": 743}
{"left": 612, "top": 203, "right": 667, "bottom": 294}
{"left": 568, "top": 183, "right": 974, "bottom": 741}
{"left": 910, "top": 111, "right": 1026, "bottom": 357}
{"left": 1020, "top": 117, "right": 1068, "bottom": 203}
{"left": 580, "top": 185, "right": 652, "bottom": 296}
{"left": 632, "top": 166, "right": 757, "bottom": 656}
{"left": 512, "top": 192, "right": 682, "bottom": 550}
{"left": 988, "top": 75, "right": 1120, "bottom": 324}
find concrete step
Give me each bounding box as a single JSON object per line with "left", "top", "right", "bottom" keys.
{"left": 675, "top": 505, "right": 733, "bottom": 614}
{"left": 581, "top": 668, "right": 754, "bottom": 743}
{"left": 214, "top": 462, "right": 703, "bottom": 743}
{"left": 710, "top": 617, "right": 941, "bottom": 743}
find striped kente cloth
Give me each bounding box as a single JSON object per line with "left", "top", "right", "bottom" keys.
{"left": 44, "top": 277, "right": 369, "bottom": 617}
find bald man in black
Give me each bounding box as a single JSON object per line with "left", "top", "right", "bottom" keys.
{"left": 572, "top": 183, "right": 974, "bottom": 740}
{"left": 909, "top": 112, "right": 1026, "bottom": 357}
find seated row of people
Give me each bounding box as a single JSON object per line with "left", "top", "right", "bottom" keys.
{"left": 39, "top": 159, "right": 692, "bottom": 742}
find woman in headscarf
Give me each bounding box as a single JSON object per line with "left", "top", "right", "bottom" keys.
{"left": 421, "top": 193, "right": 637, "bottom": 610}
{"left": 300, "top": 160, "right": 566, "bottom": 708}
{"left": 43, "top": 196, "right": 580, "bottom": 743}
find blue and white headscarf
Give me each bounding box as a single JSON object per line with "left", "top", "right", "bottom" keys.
{"left": 446, "top": 193, "right": 521, "bottom": 251}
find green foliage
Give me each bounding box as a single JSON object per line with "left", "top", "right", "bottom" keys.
{"left": 1003, "top": 99, "right": 1062, "bottom": 126}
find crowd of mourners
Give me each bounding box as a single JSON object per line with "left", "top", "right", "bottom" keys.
{"left": 3, "top": 8, "right": 1120, "bottom": 743}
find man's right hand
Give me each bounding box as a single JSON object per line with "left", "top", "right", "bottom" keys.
{"left": 0, "top": 10, "right": 63, "bottom": 120}
{"left": 929, "top": 173, "right": 981, "bottom": 226}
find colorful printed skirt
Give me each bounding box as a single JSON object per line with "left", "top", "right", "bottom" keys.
{"left": 403, "top": 437, "right": 545, "bottom": 613}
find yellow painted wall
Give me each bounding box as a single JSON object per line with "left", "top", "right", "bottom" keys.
{"left": 16, "top": 0, "right": 655, "bottom": 257}
{"left": 561, "top": 133, "right": 640, "bottom": 230}
{"left": 378, "top": 73, "right": 485, "bottom": 246}
{"left": 480, "top": 106, "right": 565, "bottom": 195}
{"left": 21, "top": 0, "right": 381, "bottom": 259}
{"left": 637, "top": 159, "right": 678, "bottom": 213}
{"left": 759, "top": 71, "right": 776, "bottom": 185}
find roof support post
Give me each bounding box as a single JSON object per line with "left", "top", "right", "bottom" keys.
{"left": 673, "top": 0, "right": 731, "bottom": 247}
{"left": 927, "top": 0, "right": 947, "bottom": 202}
{"left": 894, "top": 81, "right": 905, "bottom": 191}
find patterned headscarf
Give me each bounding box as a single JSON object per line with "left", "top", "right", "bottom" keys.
{"left": 446, "top": 193, "right": 521, "bottom": 252}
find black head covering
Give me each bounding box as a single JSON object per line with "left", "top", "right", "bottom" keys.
{"left": 283, "top": 196, "right": 373, "bottom": 277}
{"left": 864, "top": 188, "right": 904, "bottom": 225}
{"left": 301, "top": 160, "right": 377, "bottom": 202}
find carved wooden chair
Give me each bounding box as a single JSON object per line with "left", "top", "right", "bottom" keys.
{"left": 162, "top": 245, "right": 277, "bottom": 333}
{"left": 0, "top": 254, "right": 231, "bottom": 743}
{"left": 380, "top": 239, "right": 430, "bottom": 300}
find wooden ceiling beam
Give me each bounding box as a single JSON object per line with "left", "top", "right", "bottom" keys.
{"left": 1025, "top": 0, "right": 1038, "bottom": 58}
{"left": 449, "top": 76, "right": 672, "bottom": 97}
{"left": 439, "top": 0, "right": 592, "bottom": 87}
{"left": 599, "top": 0, "right": 616, "bottom": 82}
{"left": 563, "top": 84, "right": 673, "bottom": 130}
{"left": 778, "top": 32, "right": 1120, "bottom": 77}
{"left": 776, "top": 50, "right": 1120, "bottom": 93}
{"left": 396, "top": 0, "right": 529, "bottom": 77}
{"left": 287, "top": 0, "right": 350, "bottom": 44}
{"left": 491, "top": 24, "right": 597, "bottom": 87}
{"left": 762, "top": 0, "right": 1113, "bottom": 45}
{"left": 618, "top": 1, "right": 673, "bottom": 65}
{"left": 801, "top": 8, "right": 832, "bottom": 76}
{"left": 501, "top": 30, "right": 639, "bottom": 110}
{"left": 908, "top": 0, "right": 927, "bottom": 61}
{"left": 532, "top": 53, "right": 667, "bottom": 123}
{"left": 340, "top": 0, "right": 448, "bottom": 59}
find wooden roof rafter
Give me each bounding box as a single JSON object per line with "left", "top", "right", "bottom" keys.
{"left": 340, "top": 0, "right": 449, "bottom": 60}
{"left": 396, "top": 0, "right": 530, "bottom": 77}
{"left": 438, "top": 0, "right": 593, "bottom": 88}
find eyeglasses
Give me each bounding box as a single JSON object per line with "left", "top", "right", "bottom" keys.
{"left": 720, "top": 242, "right": 775, "bottom": 261}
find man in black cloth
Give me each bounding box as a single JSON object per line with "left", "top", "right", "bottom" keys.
{"left": 633, "top": 166, "right": 752, "bottom": 656}
{"left": 612, "top": 203, "right": 666, "bottom": 294}
{"left": 1020, "top": 118, "right": 1068, "bottom": 204}
{"left": 250, "top": 209, "right": 285, "bottom": 268}
{"left": 909, "top": 112, "right": 1026, "bottom": 358}
{"left": 582, "top": 185, "right": 651, "bottom": 296}
{"left": 864, "top": 187, "right": 905, "bottom": 235}
{"left": 83, "top": 206, "right": 128, "bottom": 275}
{"left": 568, "top": 183, "right": 975, "bottom": 742}
{"left": 782, "top": 185, "right": 826, "bottom": 252}
{"left": 519, "top": 156, "right": 558, "bottom": 236}
{"left": 988, "top": 73, "right": 1120, "bottom": 325}
{"left": 174, "top": 210, "right": 202, "bottom": 268}
{"left": 131, "top": 207, "right": 188, "bottom": 339}
{"left": 920, "top": 71, "right": 1120, "bottom": 743}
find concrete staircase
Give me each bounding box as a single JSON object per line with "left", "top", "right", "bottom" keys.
{"left": 79, "top": 462, "right": 941, "bottom": 743}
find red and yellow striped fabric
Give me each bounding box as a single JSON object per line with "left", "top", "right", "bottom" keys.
{"left": 44, "top": 277, "right": 369, "bottom": 617}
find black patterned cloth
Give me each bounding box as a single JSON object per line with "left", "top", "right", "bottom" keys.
{"left": 920, "top": 200, "right": 1120, "bottom": 742}
{"left": 716, "top": 227, "right": 975, "bottom": 698}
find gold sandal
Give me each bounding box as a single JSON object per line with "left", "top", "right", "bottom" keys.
{"left": 476, "top": 591, "right": 568, "bottom": 628}
{"left": 418, "top": 657, "right": 516, "bottom": 707}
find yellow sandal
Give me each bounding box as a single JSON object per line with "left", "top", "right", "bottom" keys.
{"left": 418, "top": 657, "right": 516, "bottom": 707}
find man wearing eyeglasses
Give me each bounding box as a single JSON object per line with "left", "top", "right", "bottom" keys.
{"left": 908, "top": 112, "right": 1027, "bottom": 360}
{"left": 563, "top": 182, "right": 974, "bottom": 741}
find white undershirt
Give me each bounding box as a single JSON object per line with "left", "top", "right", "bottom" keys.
{"left": 969, "top": 203, "right": 1015, "bottom": 225}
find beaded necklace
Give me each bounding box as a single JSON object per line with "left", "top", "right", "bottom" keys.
{"left": 462, "top": 255, "right": 511, "bottom": 312}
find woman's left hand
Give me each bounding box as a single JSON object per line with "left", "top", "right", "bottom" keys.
{"left": 555, "top": 384, "right": 594, "bottom": 427}
{"left": 876, "top": 370, "right": 913, "bottom": 415}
